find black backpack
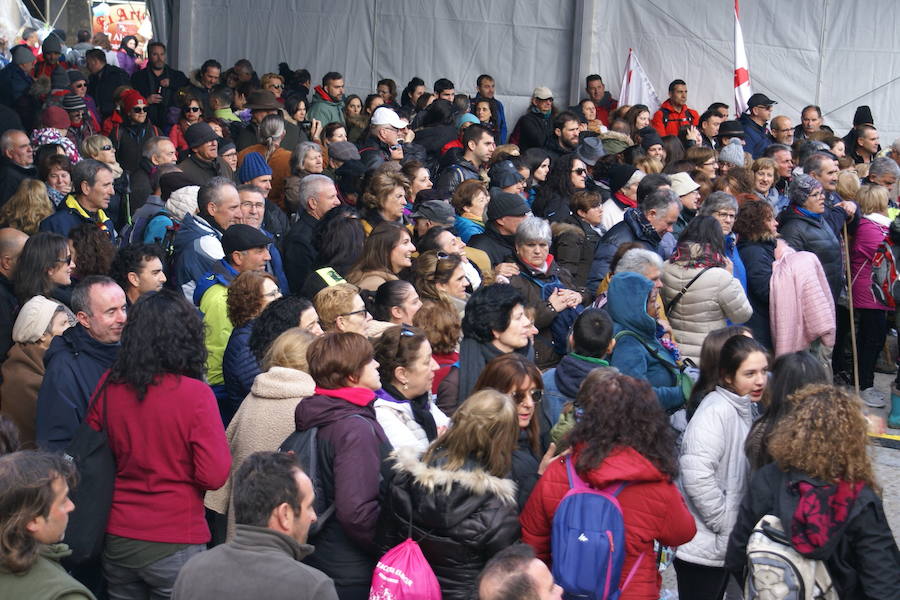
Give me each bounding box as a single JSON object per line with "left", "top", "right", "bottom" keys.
{"left": 278, "top": 426, "right": 335, "bottom": 537}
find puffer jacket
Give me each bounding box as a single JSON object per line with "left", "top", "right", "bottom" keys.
{"left": 173, "top": 212, "right": 224, "bottom": 297}
{"left": 508, "top": 256, "right": 581, "bottom": 369}
{"left": 725, "top": 463, "right": 900, "bottom": 598}
{"left": 205, "top": 366, "right": 315, "bottom": 539}
{"left": 541, "top": 354, "right": 609, "bottom": 424}
{"left": 521, "top": 447, "right": 696, "bottom": 600}
{"left": 435, "top": 158, "right": 481, "bottom": 197}
{"left": 468, "top": 222, "right": 517, "bottom": 267}
{"left": 660, "top": 255, "right": 752, "bottom": 364}
{"left": 737, "top": 238, "right": 776, "bottom": 350}
{"left": 553, "top": 217, "right": 601, "bottom": 290}
{"left": 850, "top": 213, "right": 891, "bottom": 310}
{"left": 778, "top": 206, "right": 843, "bottom": 302}
{"left": 377, "top": 446, "right": 520, "bottom": 600}
{"left": 678, "top": 385, "right": 753, "bottom": 567}
{"left": 221, "top": 322, "right": 260, "bottom": 426}
{"left": 373, "top": 387, "right": 449, "bottom": 454}
{"left": 606, "top": 272, "right": 683, "bottom": 412}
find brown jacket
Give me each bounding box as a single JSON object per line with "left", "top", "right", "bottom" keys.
{"left": 0, "top": 342, "right": 48, "bottom": 448}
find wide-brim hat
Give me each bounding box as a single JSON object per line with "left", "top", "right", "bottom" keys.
{"left": 245, "top": 89, "right": 283, "bottom": 111}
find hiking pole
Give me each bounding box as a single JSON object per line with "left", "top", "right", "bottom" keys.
{"left": 843, "top": 221, "right": 860, "bottom": 395}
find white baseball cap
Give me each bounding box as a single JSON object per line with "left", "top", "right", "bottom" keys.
{"left": 370, "top": 106, "right": 408, "bottom": 129}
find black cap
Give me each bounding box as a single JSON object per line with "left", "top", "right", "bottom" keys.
{"left": 411, "top": 200, "right": 455, "bottom": 225}
{"left": 222, "top": 224, "right": 271, "bottom": 255}
{"left": 717, "top": 120, "right": 745, "bottom": 139}
{"left": 747, "top": 93, "right": 777, "bottom": 109}
{"left": 487, "top": 191, "right": 530, "bottom": 221}
{"left": 184, "top": 122, "right": 218, "bottom": 148}
{"left": 638, "top": 126, "right": 663, "bottom": 150}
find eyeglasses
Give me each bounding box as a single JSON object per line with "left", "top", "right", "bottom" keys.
{"left": 100, "top": 144, "right": 112, "bottom": 151}
{"left": 714, "top": 211, "right": 737, "bottom": 221}
{"left": 512, "top": 389, "right": 543, "bottom": 404}
{"left": 55, "top": 255, "right": 72, "bottom": 265}
{"left": 131, "top": 106, "right": 147, "bottom": 113}
{"left": 263, "top": 288, "right": 282, "bottom": 299}
{"left": 703, "top": 160, "right": 718, "bottom": 167}
{"left": 339, "top": 308, "right": 368, "bottom": 318}
{"left": 571, "top": 168, "right": 587, "bottom": 176}
{"left": 186, "top": 106, "right": 201, "bottom": 112}
{"left": 241, "top": 201, "right": 265, "bottom": 211}
{"left": 221, "top": 151, "right": 237, "bottom": 158}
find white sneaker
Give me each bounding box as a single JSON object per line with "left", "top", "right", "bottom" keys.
{"left": 861, "top": 387, "right": 886, "bottom": 408}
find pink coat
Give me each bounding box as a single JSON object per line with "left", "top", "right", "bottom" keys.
{"left": 770, "top": 248, "right": 836, "bottom": 355}
{"left": 850, "top": 214, "right": 891, "bottom": 311}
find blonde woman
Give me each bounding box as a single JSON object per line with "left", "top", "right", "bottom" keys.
{"left": 0, "top": 179, "right": 54, "bottom": 234}
{"left": 205, "top": 327, "right": 317, "bottom": 539}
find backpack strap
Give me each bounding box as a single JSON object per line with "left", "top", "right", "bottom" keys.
{"left": 665, "top": 265, "right": 714, "bottom": 313}
{"left": 564, "top": 457, "right": 589, "bottom": 491}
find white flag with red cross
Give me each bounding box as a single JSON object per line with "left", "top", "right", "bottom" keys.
{"left": 734, "top": 0, "right": 753, "bottom": 116}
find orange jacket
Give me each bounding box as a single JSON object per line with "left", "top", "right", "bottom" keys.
{"left": 651, "top": 100, "right": 699, "bottom": 137}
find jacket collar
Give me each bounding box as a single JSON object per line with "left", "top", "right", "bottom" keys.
{"left": 712, "top": 385, "right": 752, "bottom": 418}
{"left": 231, "top": 524, "right": 314, "bottom": 562}
{"left": 314, "top": 386, "right": 375, "bottom": 406}
{"left": 390, "top": 445, "right": 517, "bottom": 506}
{"left": 63, "top": 194, "right": 111, "bottom": 232}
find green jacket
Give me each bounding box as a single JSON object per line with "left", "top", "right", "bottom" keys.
{"left": 307, "top": 85, "right": 345, "bottom": 126}
{"left": 0, "top": 544, "right": 96, "bottom": 600}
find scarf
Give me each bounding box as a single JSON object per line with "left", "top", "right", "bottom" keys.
{"left": 381, "top": 382, "right": 438, "bottom": 441}
{"left": 669, "top": 242, "right": 727, "bottom": 269}
{"left": 632, "top": 208, "right": 662, "bottom": 245}
{"left": 790, "top": 478, "right": 863, "bottom": 554}
{"left": 794, "top": 205, "right": 823, "bottom": 221}
{"left": 613, "top": 191, "right": 637, "bottom": 209}
{"left": 313, "top": 386, "right": 375, "bottom": 407}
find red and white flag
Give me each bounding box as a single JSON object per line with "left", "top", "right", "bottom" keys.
{"left": 733, "top": 0, "right": 753, "bottom": 116}
{"left": 620, "top": 48, "right": 661, "bottom": 115}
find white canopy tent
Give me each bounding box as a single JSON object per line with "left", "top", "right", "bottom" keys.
{"left": 152, "top": 0, "right": 900, "bottom": 144}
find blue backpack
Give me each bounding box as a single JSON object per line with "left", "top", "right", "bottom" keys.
{"left": 551, "top": 458, "right": 644, "bottom": 600}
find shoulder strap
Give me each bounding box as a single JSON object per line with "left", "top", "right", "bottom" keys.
{"left": 614, "top": 330, "right": 679, "bottom": 377}
{"left": 665, "top": 265, "right": 714, "bottom": 313}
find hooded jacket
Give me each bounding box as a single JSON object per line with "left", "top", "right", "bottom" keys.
{"left": 606, "top": 272, "right": 683, "bottom": 412}
{"left": 177, "top": 153, "right": 234, "bottom": 186}
{"left": 678, "top": 385, "right": 753, "bottom": 567}
{"left": 468, "top": 221, "right": 517, "bottom": 267}
{"left": 0, "top": 543, "right": 96, "bottom": 599}
{"left": 293, "top": 388, "right": 391, "bottom": 590}
{"left": 195, "top": 259, "right": 239, "bottom": 388}
{"left": 435, "top": 157, "right": 481, "bottom": 197}
{"left": 725, "top": 463, "right": 900, "bottom": 598}
{"left": 778, "top": 206, "right": 843, "bottom": 302}
{"left": 35, "top": 324, "right": 118, "bottom": 451}
{"left": 171, "top": 525, "right": 338, "bottom": 600}
{"left": 307, "top": 85, "right": 345, "bottom": 127}
{"left": 205, "top": 366, "right": 316, "bottom": 539}
{"left": 377, "top": 446, "right": 521, "bottom": 600}
{"left": 589, "top": 208, "right": 671, "bottom": 291}
{"left": 521, "top": 447, "right": 696, "bottom": 600}
{"left": 553, "top": 216, "right": 601, "bottom": 290}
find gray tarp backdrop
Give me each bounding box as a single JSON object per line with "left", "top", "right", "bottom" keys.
{"left": 151, "top": 0, "right": 899, "bottom": 144}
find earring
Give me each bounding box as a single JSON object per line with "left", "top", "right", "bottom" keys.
{"left": 403, "top": 382, "right": 408, "bottom": 391}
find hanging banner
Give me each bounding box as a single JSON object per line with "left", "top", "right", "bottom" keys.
{"left": 91, "top": 1, "right": 150, "bottom": 47}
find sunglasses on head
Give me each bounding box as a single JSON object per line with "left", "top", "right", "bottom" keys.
{"left": 131, "top": 106, "right": 147, "bottom": 113}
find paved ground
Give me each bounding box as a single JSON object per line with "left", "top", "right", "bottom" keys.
{"left": 660, "top": 371, "right": 900, "bottom": 597}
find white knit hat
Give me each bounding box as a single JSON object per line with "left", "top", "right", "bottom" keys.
{"left": 718, "top": 138, "right": 746, "bottom": 168}
{"left": 12, "top": 296, "right": 71, "bottom": 343}
{"left": 165, "top": 185, "right": 200, "bottom": 221}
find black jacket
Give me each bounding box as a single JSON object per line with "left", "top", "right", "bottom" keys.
{"left": 589, "top": 208, "right": 663, "bottom": 289}
{"left": 377, "top": 446, "right": 520, "bottom": 600}
{"left": 88, "top": 64, "right": 131, "bottom": 119}
{"left": 542, "top": 135, "right": 572, "bottom": 161}
{"left": 777, "top": 207, "right": 843, "bottom": 302}
{"left": 726, "top": 463, "right": 900, "bottom": 599}
{"left": 553, "top": 216, "right": 600, "bottom": 291}
{"left": 0, "top": 158, "right": 37, "bottom": 208}
{"left": 737, "top": 239, "right": 775, "bottom": 350}
{"left": 357, "top": 135, "right": 392, "bottom": 172}
{"left": 130, "top": 158, "right": 155, "bottom": 214}
{"left": 512, "top": 109, "right": 552, "bottom": 151}
{"left": 130, "top": 64, "right": 189, "bottom": 130}
{"left": 435, "top": 157, "right": 480, "bottom": 197}
{"left": 177, "top": 154, "right": 234, "bottom": 186}
{"left": 532, "top": 187, "right": 571, "bottom": 223}
{"left": 468, "top": 222, "right": 516, "bottom": 267}
{"left": 283, "top": 210, "right": 319, "bottom": 294}
{"left": 110, "top": 120, "right": 161, "bottom": 175}
{"left": 0, "top": 273, "right": 16, "bottom": 368}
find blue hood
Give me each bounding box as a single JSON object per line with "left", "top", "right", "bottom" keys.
{"left": 606, "top": 272, "right": 656, "bottom": 338}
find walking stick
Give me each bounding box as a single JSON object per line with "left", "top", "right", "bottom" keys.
{"left": 843, "top": 221, "right": 860, "bottom": 395}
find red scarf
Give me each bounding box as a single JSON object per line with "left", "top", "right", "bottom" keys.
{"left": 614, "top": 191, "right": 637, "bottom": 209}
{"left": 314, "top": 386, "right": 375, "bottom": 407}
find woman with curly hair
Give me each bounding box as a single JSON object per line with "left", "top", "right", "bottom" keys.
{"left": 358, "top": 170, "right": 411, "bottom": 234}
{"left": 0, "top": 179, "right": 54, "bottom": 234}
{"left": 677, "top": 335, "right": 768, "bottom": 600}
{"left": 221, "top": 271, "right": 281, "bottom": 426}
{"left": 726, "top": 384, "right": 900, "bottom": 597}
{"left": 68, "top": 222, "right": 116, "bottom": 281}
{"left": 85, "top": 289, "right": 230, "bottom": 599}
{"left": 414, "top": 250, "right": 468, "bottom": 316}
{"left": 413, "top": 300, "right": 461, "bottom": 394}
{"left": 346, "top": 221, "right": 416, "bottom": 292}
{"left": 521, "top": 372, "right": 697, "bottom": 600}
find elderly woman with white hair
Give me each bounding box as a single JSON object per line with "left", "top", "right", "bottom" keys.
{"left": 508, "top": 216, "right": 584, "bottom": 368}
{"left": 698, "top": 191, "right": 746, "bottom": 290}
{"left": 0, "top": 296, "right": 75, "bottom": 448}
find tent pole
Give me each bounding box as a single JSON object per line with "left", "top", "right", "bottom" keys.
{"left": 814, "top": 0, "right": 828, "bottom": 107}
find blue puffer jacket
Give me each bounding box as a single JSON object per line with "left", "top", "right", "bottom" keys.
{"left": 173, "top": 213, "right": 223, "bottom": 298}
{"left": 725, "top": 232, "right": 747, "bottom": 292}
{"left": 221, "top": 321, "right": 260, "bottom": 427}
{"left": 454, "top": 215, "right": 484, "bottom": 244}
{"left": 606, "top": 272, "right": 683, "bottom": 412}
{"left": 35, "top": 324, "right": 119, "bottom": 451}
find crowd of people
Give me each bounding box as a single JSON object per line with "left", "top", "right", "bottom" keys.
{"left": 0, "top": 26, "right": 899, "bottom": 600}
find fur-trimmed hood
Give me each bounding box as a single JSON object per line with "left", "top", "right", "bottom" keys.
{"left": 391, "top": 445, "right": 517, "bottom": 508}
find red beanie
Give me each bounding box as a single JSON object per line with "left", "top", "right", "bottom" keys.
{"left": 42, "top": 105, "right": 70, "bottom": 129}
{"left": 121, "top": 89, "right": 147, "bottom": 113}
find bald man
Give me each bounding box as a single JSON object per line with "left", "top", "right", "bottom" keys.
{"left": 477, "top": 544, "right": 563, "bottom": 600}
{"left": 0, "top": 227, "right": 28, "bottom": 363}
{"left": 769, "top": 115, "right": 794, "bottom": 146}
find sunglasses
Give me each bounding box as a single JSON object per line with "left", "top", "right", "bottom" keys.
{"left": 131, "top": 106, "right": 147, "bottom": 113}
{"left": 55, "top": 255, "right": 72, "bottom": 265}
{"left": 512, "top": 389, "right": 543, "bottom": 404}
{"left": 571, "top": 168, "right": 587, "bottom": 176}
{"left": 72, "top": 82, "right": 86, "bottom": 89}
{"left": 269, "top": 84, "right": 283, "bottom": 89}
{"left": 186, "top": 106, "right": 201, "bottom": 112}
{"left": 100, "top": 145, "right": 112, "bottom": 151}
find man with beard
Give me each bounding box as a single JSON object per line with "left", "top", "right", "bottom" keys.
{"left": 130, "top": 41, "right": 189, "bottom": 131}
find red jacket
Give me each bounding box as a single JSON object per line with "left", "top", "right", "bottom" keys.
{"left": 520, "top": 446, "right": 696, "bottom": 600}
{"left": 651, "top": 100, "right": 699, "bottom": 137}
{"left": 86, "top": 373, "right": 231, "bottom": 544}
